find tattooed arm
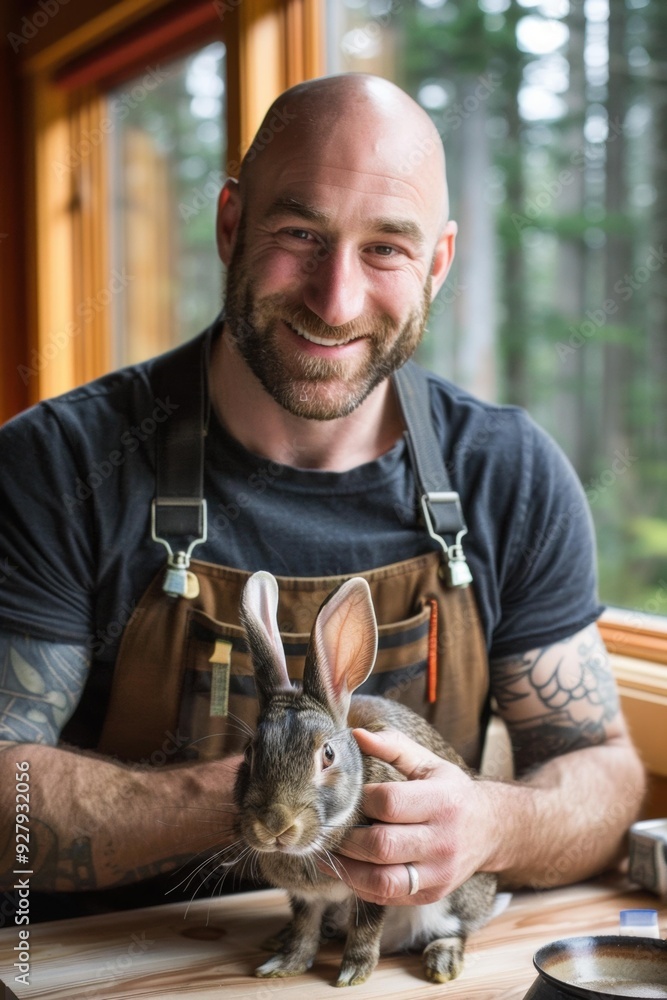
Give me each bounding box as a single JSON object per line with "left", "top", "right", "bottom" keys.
{"left": 484, "top": 622, "right": 645, "bottom": 887}
{"left": 0, "top": 629, "right": 242, "bottom": 893}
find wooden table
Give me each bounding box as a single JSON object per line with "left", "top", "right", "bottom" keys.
{"left": 0, "top": 875, "right": 664, "bottom": 1000}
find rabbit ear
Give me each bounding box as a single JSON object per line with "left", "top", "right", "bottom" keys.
{"left": 303, "top": 577, "right": 377, "bottom": 726}
{"left": 240, "top": 571, "right": 291, "bottom": 710}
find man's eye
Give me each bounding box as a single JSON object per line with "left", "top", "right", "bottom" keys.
{"left": 370, "top": 245, "right": 396, "bottom": 257}
{"left": 284, "top": 229, "right": 312, "bottom": 241}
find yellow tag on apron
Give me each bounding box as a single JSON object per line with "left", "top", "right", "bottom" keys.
{"left": 209, "top": 640, "right": 232, "bottom": 717}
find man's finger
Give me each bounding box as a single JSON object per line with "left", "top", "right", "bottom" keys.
{"left": 352, "top": 727, "right": 444, "bottom": 780}
{"left": 316, "top": 854, "right": 434, "bottom": 905}
{"left": 360, "top": 778, "right": 436, "bottom": 824}
{"left": 338, "top": 816, "right": 433, "bottom": 864}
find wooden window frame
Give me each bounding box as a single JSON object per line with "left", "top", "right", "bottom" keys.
{"left": 18, "top": 0, "right": 323, "bottom": 404}
{"left": 599, "top": 612, "right": 667, "bottom": 666}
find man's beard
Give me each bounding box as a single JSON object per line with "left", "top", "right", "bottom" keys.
{"left": 223, "top": 233, "right": 432, "bottom": 421}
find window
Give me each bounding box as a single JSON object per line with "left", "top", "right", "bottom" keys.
{"left": 108, "top": 42, "right": 226, "bottom": 366}
{"left": 16, "top": 0, "right": 322, "bottom": 406}
{"left": 327, "top": 0, "right": 667, "bottom": 622}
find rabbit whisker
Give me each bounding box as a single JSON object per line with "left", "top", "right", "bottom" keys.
{"left": 185, "top": 712, "right": 254, "bottom": 745}
{"left": 183, "top": 844, "right": 256, "bottom": 918}
{"left": 316, "top": 848, "right": 362, "bottom": 924}
{"left": 315, "top": 848, "right": 342, "bottom": 881}
{"left": 168, "top": 840, "right": 247, "bottom": 895}
{"left": 320, "top": 823, "right": 371, "bottom": 829}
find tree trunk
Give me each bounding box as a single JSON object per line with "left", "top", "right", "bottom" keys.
{"left": 555, "top": 0, "right": 591, "bottom": 472}
{"left": 452, "top": 77, "right": 497, "bottom": 402}
{"left": 602, "top": 0, "right": 634, "bottom": 457}
{"left": 646, "top": 1, "right": 667, "bottom": 454}
{"left": 500, "top": 0, "right": 528, "bottom": 408}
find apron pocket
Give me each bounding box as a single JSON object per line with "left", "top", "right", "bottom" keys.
{"left": 180, "top": 610, "right": 252, "bottom": 758}
{"left": 180, "top": 604, "right": 433, "bottom": 758}
{"left": 357, "top": 606, "right": 432, "bottom": 710}
{"left": 180, "top": 610, "right": 312, "bottom": 758}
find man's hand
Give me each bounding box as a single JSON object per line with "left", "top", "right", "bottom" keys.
{"left": 320, "top": 728, "right": 495, "bottom": 906}
{"left": 319, "top": 622, "right": 646, "bottom": 899}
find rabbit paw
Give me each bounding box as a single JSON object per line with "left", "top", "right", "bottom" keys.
{"left": 422, "top": 936, "right": 465, "bottom": 984}
{"left": 255, "top": 953, "right": 313, "bottom": 978}
{"left": 334, "top": 956, "right": 378, "bottom": 987}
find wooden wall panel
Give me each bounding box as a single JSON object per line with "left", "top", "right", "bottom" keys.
{"left": 0, "top": 1, "right": 30, "bottom": 422}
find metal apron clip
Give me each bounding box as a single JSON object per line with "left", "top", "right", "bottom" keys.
{"left": 151, "top": 498, "right": 207, "bottom": 598}
{"left": 420, "top": 492, "right": 473, "bottom": 588}
{"left": 149, "top": 327, "right": 214, "bottom": 601}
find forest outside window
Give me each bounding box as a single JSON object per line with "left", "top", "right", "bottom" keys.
{"left": 108, "top": 41, "right": 226, "bottom": 366}
{"left": 327, "top": 0, "right": 667, "bottom": 630}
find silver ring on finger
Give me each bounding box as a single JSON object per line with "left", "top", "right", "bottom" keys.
{"left": 404, "top": 862, "right": 419, "bottom": 896}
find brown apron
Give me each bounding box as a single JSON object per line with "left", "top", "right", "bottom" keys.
{"left": 96, "top": 328, "right": 491, "bottom": 769}
{"left": 97, "top": 551, "right": 489, "bottom": 768}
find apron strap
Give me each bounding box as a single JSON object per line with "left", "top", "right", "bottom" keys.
{"left": 148, "top": 325, "right": 471, "bottom": 591}
{"left": 392, "top": 362, "right": 473, "bottom": 586}
{"left": 149, "top": 323, "right": 214, "bottom": 595}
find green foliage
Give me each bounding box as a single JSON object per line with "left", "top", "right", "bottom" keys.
{"left": 630, "top": 519, "right": 667, "bottom": 558}
{"left": 393, "top": 0, "right": 667, "bottom": 612}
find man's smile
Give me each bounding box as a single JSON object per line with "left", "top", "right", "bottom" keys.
{"left": 284, "top": 320, "right": 364, "bottom": 349}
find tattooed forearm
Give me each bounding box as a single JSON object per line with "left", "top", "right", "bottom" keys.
{"left": 13, "top": 816, "right": 200, "bottom": 892}
{"left": 490, "top": 624, "right": 622, "bottom": 776}
{"left": 493, "top": 627, "right": 619, "bottom": 719}
{"left": 504, "top": 712, "right": 607, "bottom": 776}
{"left": 0, "top": 629, "right": 90, "bottom": 744}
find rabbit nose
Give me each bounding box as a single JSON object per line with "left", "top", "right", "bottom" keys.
{"left": 255, "top": 805, "right": 303, "bottom": 845}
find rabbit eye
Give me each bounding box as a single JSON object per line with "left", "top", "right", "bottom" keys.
{"left": 322, "top": 743, "right": 335, "bottom": 769}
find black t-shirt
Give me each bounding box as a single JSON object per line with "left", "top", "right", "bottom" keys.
{"left": 0, "top": 320, "right": 603, "bottom": 738}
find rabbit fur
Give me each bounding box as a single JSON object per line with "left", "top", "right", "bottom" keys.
{"left": 233, "top": 570, "right": 497, "bottom": 987}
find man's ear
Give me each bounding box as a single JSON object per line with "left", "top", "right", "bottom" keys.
{"left": 429, "top": 219, "right": 457, "bottom": 299}
{"left": 216, "top": 178, "right": 242, "bottom": 265}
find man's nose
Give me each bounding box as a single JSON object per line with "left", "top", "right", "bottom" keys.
{"left": 301, "top": 246, "right": 366, "bottom": 329}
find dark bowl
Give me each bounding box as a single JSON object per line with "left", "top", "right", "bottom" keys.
{"left": 523, "top": 935, "right": 667, "bottom": 999}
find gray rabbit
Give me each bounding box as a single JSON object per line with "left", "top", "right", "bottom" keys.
{"left": 233, "top": 570, "right": 497, "bottom": 986}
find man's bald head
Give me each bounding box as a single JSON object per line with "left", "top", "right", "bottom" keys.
{"left": 238, "top": 74, "right": 449, "bottom": 231}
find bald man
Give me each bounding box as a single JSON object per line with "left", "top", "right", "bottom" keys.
{"left": 0, "top": 74, "right": 643, "bottom": 924}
